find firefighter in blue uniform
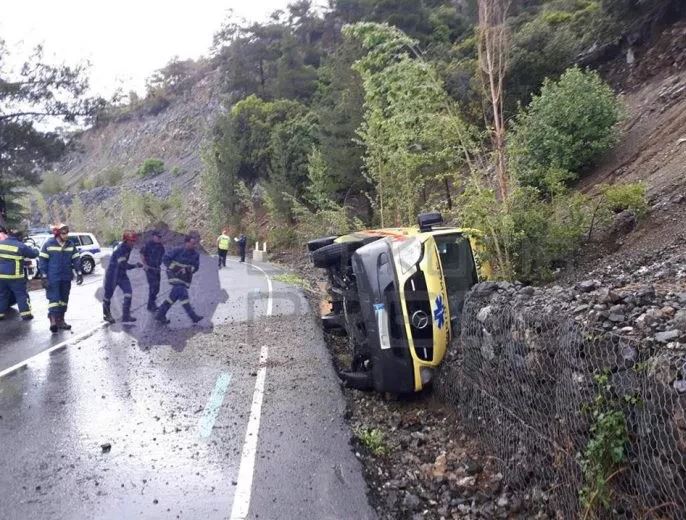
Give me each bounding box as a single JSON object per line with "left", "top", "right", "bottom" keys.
{"left": 0, "top": 225, "right": 39, "bottom": 321}
{"left": 140, "top": 230, "right": 165, "bottom": 312}
{"left": 39, "top": 223, "right": 83, "bottom": 333}
{"left": 155, "top": 234, "right": 203, "bottom": 325}
{"left": 102, "top": 230, "right": 143, "bottom": 324}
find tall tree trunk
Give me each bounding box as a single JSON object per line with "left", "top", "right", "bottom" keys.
{"left": 444, "top": 178, "right": 452, "bottom": 210}
{"left": 478, "top": 0, "right": 511, "bottom": 202}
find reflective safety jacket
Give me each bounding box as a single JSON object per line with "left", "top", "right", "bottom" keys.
{"left": 39, "top": 237, "right": 81, "bottom": 281}
{"left": 217, "top": 234, "right": 231, "bottom": 251}
{"left": 0, "top": 237, "right": 39, "bottom": 280}
{"left": 141, "top": 240, "right": 165, "bottom": 267}
{"left": 162, "top": 246, "right": 200, "bottom": 287}
{"left": 106, "top": 242, "right": 137, "bottom": 281}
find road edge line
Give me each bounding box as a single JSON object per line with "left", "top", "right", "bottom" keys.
{"left": 0, "top": 322, "right": 107, "bottom": 379}
{"left": 229, "top": 345, "right": 269, "bottom": 520}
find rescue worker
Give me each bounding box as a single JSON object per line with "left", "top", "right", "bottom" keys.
{"left": 102, "top": 230, "right": 143, "bottom": 324}
{"left": 216, "top": 228, "right": 231, "bottom": 268}
{"left": 140, "top": 230, "right": 165, "bottom": 311}
{"left": 0, "top": 225, "right": 39, "bottom": 321}
{"left": 39, "top": 223, "right": 83, "bottom": 333}
{"left": 235, "top": 233, "right": 247, "bottom": 263}
{"left": 155, "top": 233, "right": 203, "bottom": 325}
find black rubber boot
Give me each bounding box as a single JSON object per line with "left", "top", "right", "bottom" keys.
{"left": 103, "top": 302, "right": 116, "bottom": 324}
{"left": 58, "top": 314, "right": 72, "bottom": 330}
{"left": 147, "top": 301, "right": 158, "bottom": 312}
{"left": 155, "top": 301, "right": 171, "bottom": 324}
{"left": 121, "top": 298, "right": 137, "bottom": 323}
{"left": 22, "top": 314, "right": 34, "bottom": 321}
{"left": 49, "top": 314, "right": 58, "bottom": 333}
{"left": 183, "top": 303, "right": 203, "bottom": 324}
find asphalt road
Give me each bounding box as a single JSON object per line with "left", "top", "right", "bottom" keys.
{"left": 0, "top": 254, "right": 375, "bottom": 520}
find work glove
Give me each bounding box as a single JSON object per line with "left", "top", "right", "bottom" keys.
{"left": 136, "top": 262, "right": 144, "bottom": 269}
{"left": 76, "top": 273, "right": 84, "bottom": 285}
{"left": 41, "top": 278, "right": 49, "bottom": 290}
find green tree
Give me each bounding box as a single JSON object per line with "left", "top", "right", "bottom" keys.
{"left": 313, "top": 38, "right": 368, "bottom": 197}
{"left": 509, "top": 67, "right": 622, "bottom": 189}
{"left": 345, "top": 22, "right": 475, "bottom": 226}
{"left": 0, "top": 41, "right": 104, "bottom": 225}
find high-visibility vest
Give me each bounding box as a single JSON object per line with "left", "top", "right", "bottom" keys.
{"left": 218, "top": 234, "right": 230, "bottom": 250}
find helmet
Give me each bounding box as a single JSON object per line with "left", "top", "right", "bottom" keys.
{"left": 122, "top": 230, "right": 138, "bottom": 243}
{"left": 52, "top": 223, "right": 69, "bottom": 237}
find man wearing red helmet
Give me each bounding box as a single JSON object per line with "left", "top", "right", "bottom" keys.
{"left": 102, "top": 230, "right": 143, "bottom": 324}
{"left": 39, "top": 223, "right": 83, "bottom": 333}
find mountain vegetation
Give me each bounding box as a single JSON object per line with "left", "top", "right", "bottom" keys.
{"left": 4, "top": 0, "right": 684, "bottom": 280}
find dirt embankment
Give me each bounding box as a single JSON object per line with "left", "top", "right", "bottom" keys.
{"left": 577, "top": 20, "right": 686, "bottom": 265}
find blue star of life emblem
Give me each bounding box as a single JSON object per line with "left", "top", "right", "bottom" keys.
{"left": 433, "top": 295, "right": 445, "bottom": 329}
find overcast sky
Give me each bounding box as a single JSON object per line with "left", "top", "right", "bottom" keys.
{"left": 0, "top": 0, "right": 298, "bottom": 98}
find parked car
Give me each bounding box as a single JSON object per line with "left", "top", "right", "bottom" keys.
{"left": 26, "top": 231, "right": 103, "bottom": 278}
{"left": 309, "top": 212, "right": 487, "bottom": 394}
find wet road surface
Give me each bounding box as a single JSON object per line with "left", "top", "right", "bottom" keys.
{"left": 0, "top": 255, "right": 375, "bottom": 519}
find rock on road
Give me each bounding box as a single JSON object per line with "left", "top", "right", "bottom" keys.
{"left": 0, "top": 254, "right": 375, "bottom": 520}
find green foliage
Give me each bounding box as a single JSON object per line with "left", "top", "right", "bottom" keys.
{"left": 288, "top": 147, "right": 363, "bottom": 242}
{"left": 40, "top": 172, "right": 66, "bottom": 195}
{"left": 355, "top": 427, "right": 389, "bottom": 456}
{"left": 506, "top": 0, "right": 604, "bottom": 111}
{"left": 137, "top": 158, "right": 166, "bottom": 178}
{"left": 0, "top": 41, "right": 104, "bottom": 224}
{"left": 458, "top": 176, "right": 594, "bottom": 282}
{"left": 313, "top": 38, "right": 368, "bottom": 196}
{"left": 510, "top": 67, "right": 622, "bottom": 189}
{"left": 346, "top": 22, "right": 475, "bottom": 226}
{"left": 599, "top": 182, "right": 648, "bottom": 217}
{"left": 171, "top": 166, "right": 183, "bottom": 177}
{"left": 579, "top": 373, "right": 630, "bottom": 514}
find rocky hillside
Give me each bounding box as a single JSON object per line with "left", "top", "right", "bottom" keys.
{"left": 57, "top": 64, "right": 223, "bottom": 192}
{"left": 578, "top": 19, "right": 686, "bottom": 261}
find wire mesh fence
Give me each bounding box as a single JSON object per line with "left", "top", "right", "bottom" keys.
{"left": 435, "top": 290, "right": 686, "bottom": 519}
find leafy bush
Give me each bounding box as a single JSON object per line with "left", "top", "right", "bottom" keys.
{"left": 40, "top": 172, "right": 65, "bottom": 195}
{"left": 510, "top": 67, "right": 623, "bottom": 189}
{"left": 459, "top": 178, "right": 593, "bottom": 282}
{"left": 137, "top": 158, "right": 165, "bottom": 178}
{"left": 599, "top": 182, "right": 648, "bottom": 217}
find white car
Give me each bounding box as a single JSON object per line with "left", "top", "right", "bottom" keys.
{"left": 26, "top": 232, "right": 104, "bottom": 278}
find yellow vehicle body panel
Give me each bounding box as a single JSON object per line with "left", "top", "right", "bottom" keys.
{"left": 335, "top": 225, "right": 489, "bottom": 392}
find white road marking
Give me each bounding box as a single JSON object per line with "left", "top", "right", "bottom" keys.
{"left": 226, "top": 258, "right": 273, "bottom": 316}
{"left": 198, "top": 372, "right": 232, "bottom": 438}
{"left": 229, "top": 345, "right": 269, "bottom": 520}
{"left": 249, "top": 262, "right": 273, "bottom": 316}
{"left": 0, "top": 322, "right": 107, "bottom": 379}
{"left": 227, "top": 256, "right": 274, "bottom": 519}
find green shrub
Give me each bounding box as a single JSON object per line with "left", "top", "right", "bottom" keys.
{"left": 137, "top": 158, "right": 165, "bottom": 178}
{"left": 599, "top": 182, "right": 648, "bottom": 217}
{"left": 459, "top": 178, "right": 593, "bottom": 282}
{"left": 510, "top": 67, "right": 623, "bottom": 190}
{"left": 171, "top": 166, "right": 183, "bottom": 177}
{"left": 40, "top": 172, "right": 65, "bottom": 195}
{"left": 267, "top": 226, "right": 298, "bottom": 250}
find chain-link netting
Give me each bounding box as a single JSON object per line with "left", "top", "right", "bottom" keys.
{"left": 435, "top": 291, "right": 686, "bottom": 519}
